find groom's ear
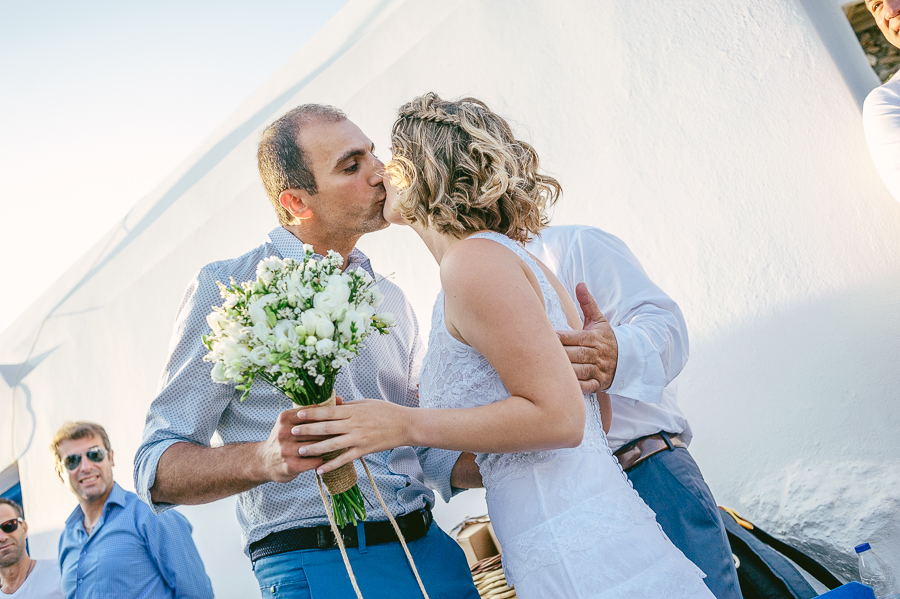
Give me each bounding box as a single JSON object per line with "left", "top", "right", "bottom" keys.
{"left": 279, "top": 189, "right": 314, "bottom": 221}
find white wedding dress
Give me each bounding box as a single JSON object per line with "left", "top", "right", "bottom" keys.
{"left": 418, "top": 232, "right": 715, "bottom": 599}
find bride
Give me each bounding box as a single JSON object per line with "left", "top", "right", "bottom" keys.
{"left": 295, "top": 93, "right": 715, "bottom": 598}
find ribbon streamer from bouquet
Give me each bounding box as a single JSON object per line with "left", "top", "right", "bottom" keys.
{"left": 313, "top": 458, "right": 430, "bottom": 599}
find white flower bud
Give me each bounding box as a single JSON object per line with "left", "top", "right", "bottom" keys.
{"left": 315, "top": 318, "right": 335, "bottom": 340}
{"left": 301, "top": 309, "right": 327, "bottom": 335}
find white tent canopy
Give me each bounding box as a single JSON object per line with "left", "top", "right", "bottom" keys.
{"left": 2, "top": 0, "right": 899, "bottom": 595}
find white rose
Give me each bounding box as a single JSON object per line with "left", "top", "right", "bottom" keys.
{"left": 315, "top": 338, "right": 336, "bottom": 356}
{"left": 377, "top": 312, "right": 396, "bottom": 327}
{"left": 313, "top": 288, "right": 341, "bottom": 317}
{"left": 249, "top": 346, "right": 270, "bottom": 366}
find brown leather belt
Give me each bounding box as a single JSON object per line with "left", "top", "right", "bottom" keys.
{"left": 613, "top": 432, "right": 687, "bottom": 472}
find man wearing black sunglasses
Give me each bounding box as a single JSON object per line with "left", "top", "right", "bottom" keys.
{"left": 52, "top": 422, "right": 214, "bottom": 599}
{"left": 0, "top": 497, "right": 63, "bottom": 598}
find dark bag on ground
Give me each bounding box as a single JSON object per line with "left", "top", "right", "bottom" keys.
{"left": 719, "top": 507, "right": 843, "bottom": 599}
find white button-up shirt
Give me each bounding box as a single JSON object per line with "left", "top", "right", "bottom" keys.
{"left": 864, "top": 71, "right": 900, "bottom": 204}
{"left": 134, "top": 227, "right": 459, "bottom": 555}
{"left": 527, "top": 225, "right": 692, "bottom": 451}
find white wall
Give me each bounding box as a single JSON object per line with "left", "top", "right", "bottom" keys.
{"left": 2, "top": 0, "right": 898, "bottom": 592}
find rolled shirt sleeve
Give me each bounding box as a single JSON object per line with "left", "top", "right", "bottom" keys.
{"left": 134, "top": 264, "right": 234, "bottom": 513}
{"left": 134, "top": 230, "right": 448, "bottom": 553}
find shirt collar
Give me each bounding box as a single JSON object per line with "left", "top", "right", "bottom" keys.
{"left": 105, "top": 482, "right": 127, "bottom": 508}
{"left": 267, "top": 227, "right": 374, "bottom": 278}
{"left": 64, "top": 482, "right": 126, "bottom": 528}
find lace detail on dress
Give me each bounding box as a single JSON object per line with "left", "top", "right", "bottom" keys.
{"left": 417, "top": 231, "right": 595, "bottom": 489}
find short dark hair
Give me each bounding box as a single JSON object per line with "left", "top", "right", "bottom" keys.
{"left": 50, "top": 421, "right": 112, "bottom": 480}
{"left": 257, "top": 104, "right": 347, "bottom": 226}
{"left": 0, "top": 497, "right": 23, "bottom": 519}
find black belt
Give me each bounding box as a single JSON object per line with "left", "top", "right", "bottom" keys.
{"left": 249, "top": 506, "right": 433, "bottom": 562}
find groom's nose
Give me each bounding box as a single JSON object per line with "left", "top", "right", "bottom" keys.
{"left": 368, "top": 155, "right": 385, "bottom": 186}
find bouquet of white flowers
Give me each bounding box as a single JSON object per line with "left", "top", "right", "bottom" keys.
{"left": 201, "top": 246, "right": 394, "bottom": 527}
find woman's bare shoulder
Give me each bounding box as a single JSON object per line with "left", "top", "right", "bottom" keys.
{"left": 439, "top": 237, "right": 526, "bottom": 290}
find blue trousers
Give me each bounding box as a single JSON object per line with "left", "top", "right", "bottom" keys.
{"left": 253, "top": 521, "right": 480, "bottom": 599}
{"left": 627, "top": 446, "right": 743, "bottom": 599}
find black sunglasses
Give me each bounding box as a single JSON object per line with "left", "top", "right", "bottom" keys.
{"left": 63, "top": 446, "right": 107, "bottom": 471}
{"left": 0, "top": 518, "right": 24, "bottom": 534}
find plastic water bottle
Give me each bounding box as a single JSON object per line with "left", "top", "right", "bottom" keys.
{"left": 856, "top": 543, "right": 900, "bottom": 599}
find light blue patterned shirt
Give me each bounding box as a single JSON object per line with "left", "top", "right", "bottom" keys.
{"left": 134, "top": 227, "right": 461, "bottom": 555}
{"left": 58, "top": 482, "right": 213, "bottom": 599}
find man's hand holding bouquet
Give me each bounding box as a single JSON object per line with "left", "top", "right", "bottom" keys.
{"left": 201, "top": 246, "right": 393, "bottom": 527}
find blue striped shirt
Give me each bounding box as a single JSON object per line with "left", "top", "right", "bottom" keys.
{"left": 134, "top": 227, "right": 460, "bottom": 555}
{"left": 58, "top": 483, "right": 213, "bottom": 599}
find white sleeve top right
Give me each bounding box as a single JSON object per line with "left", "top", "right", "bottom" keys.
{"left": 863, "top": 71, "right": 900, "bottom": 204}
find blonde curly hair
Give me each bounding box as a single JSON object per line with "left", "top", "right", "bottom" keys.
{"left": 384, "top": 93, "right": 560, "bottom": 243}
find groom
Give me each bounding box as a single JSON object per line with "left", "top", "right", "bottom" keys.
{"left": 134, "top": 105, "right": 481, "bottom": 598}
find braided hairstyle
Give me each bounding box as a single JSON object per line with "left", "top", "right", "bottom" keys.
{"left": 384, "top": 92, "right": 560, "bottom": 243}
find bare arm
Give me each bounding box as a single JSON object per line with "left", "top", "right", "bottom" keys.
{"left": 292, "top": 239, "right": 586, "bottom": 472}
{"left": 449, "top": 452, "right": 483, "bottom": 489}
{"left": 150, "top": 407, "right": 326, "bottom": 505}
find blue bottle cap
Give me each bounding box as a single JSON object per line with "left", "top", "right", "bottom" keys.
{"left": 855, "top": 543, "right": 871, "bottom": 553}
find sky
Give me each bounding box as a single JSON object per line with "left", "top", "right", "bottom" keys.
{"left": 0, "top": 1, "right": 348, "bottom": 335}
